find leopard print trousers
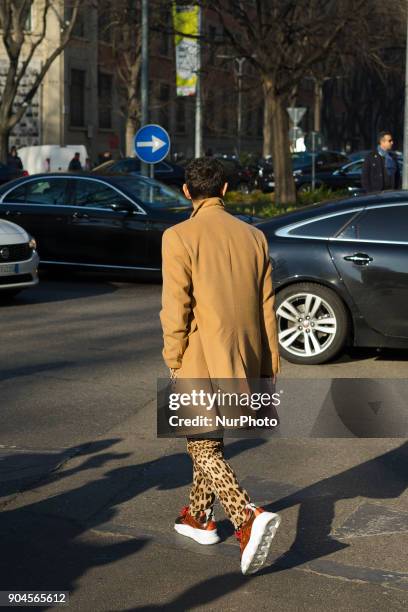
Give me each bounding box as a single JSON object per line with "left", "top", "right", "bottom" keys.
{"left": 187, "top": 438, "right": 250, "bottom": 529}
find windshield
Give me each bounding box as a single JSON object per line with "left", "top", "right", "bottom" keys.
{"left": 292, "top": 153, "right": 312, "bottom": 169}
{"left": 114, "top": 176, "right": 190, "bottom": 208}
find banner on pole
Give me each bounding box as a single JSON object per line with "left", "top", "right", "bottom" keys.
{"left": 172, "top": 4, "right": 199, "bottom": 96}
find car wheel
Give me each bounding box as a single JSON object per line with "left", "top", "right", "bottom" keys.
{"left": 275, "top": 283, "right": 349, "bottom": 365}
{"left": 297, "top": 182, "right": 322, "bottom": 193}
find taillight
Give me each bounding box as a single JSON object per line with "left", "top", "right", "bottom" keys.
{"left": 22, "top": 170, "right": 29, "bottom": 176}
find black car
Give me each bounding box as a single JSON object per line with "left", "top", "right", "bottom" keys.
{"left": 258, "top": 191, "right": 408, "bottom": 364}
{"left": 0, "top": 161, "right": 27, "bottom": 185}
{"left": 93, "top": 158, "right": 186, "bottom": 190}
{"left": 257, "top": 151, "right": 350, "bottom": 193}
{"left": 213, "top": 156, "right": 256, "bottom": 193}
{"left": 0, "top": 173, "right": 258, "bottom": 275}
{"left": 294, "top": 158, "right": 364, "bottom": 193}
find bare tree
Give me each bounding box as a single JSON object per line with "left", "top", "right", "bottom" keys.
{"left": 0, "top": 0, "right": 82, "bottom": 162}
{"left": 204, "top": 0, "right": 401, "bottom": 205}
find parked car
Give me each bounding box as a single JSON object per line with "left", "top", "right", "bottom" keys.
{"left": 257, "top": 191, "right": 408, "bottom": 364}
{"left": 0, "top": 161, "right": 28, "bottom": 186}
{"left": 0, "top": 174, "right": 258, "bottom": 275}
{"left": 213, "top": 155, "right": 256, "bottom": 193}
{"left": 294, "top": 158, "right": 364, "bottom": 193}
{"left": 257, "top": 151, "right": 350, "bottom": 192}
{"left": 0, "top": 218, "right": 39, "bottom": 298}
{"left": 93, "top": 158, "right": 186, "bottom": 190}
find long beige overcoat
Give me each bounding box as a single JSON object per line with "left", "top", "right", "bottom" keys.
{"left": 160, "top": 197, "right": 280, "bottom": 380}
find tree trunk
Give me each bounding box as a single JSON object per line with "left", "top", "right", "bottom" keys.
{"left": 126, "top": 114, "right": 139, "bottom": 157}
{"left": 263, "top": 81, "right": 296, "bottom": 206}
{"left": 0, "top": 130, "right": 9, "bottom": 164}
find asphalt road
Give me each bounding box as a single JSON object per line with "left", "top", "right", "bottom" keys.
{"left": 0, "top": 273, "right": 407, "bottom": 611}
{"left": 0, "top": 273, "right": 407, "bottom": 449}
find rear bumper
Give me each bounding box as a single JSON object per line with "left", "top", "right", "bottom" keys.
{"left": 0, "top": 251, "right": 40, "bottom": 290}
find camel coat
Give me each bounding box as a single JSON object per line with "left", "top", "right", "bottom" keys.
{"left": 160, "top": 197, "right": 280, "bottom": 380}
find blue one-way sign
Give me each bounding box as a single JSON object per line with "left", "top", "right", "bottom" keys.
{"left": 134, "top": 124, "right": 171, "bottom": 164}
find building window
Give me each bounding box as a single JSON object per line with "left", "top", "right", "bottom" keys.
{"left": 70, "top": 69, "right": 86, "bottom": 127}
{"left": 66, "top": 7, "right": 86, "bottom": 38}
{"left": 98, "top": 7, "right": 112, "bottom": 43}
{"left": 98, "top": 72, "right": 113, "bottom": 129}
{"left": 158, "top": 83, "right": 170, "bottom": 130}
{"left": 176, "top": 98, "right": 186, "bottom": 134}
{"left": 208, "top": 25, "right": 217, "bottom": 64}
{"left": 159, "top": 8, "right": 171, "bottom": 56}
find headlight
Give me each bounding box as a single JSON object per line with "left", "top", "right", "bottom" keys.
{"left": 293, "top": 169, "right": 303, "bottom": 176}
{"left": 29, "top": 237, "right": 37, "bottom": 250}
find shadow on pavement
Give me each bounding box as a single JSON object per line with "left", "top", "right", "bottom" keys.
{"left": 262, "top": 441, "right": 408, "bottom": 574}
{"left": 0, "top": 437, "right": 265, "bottom": 608}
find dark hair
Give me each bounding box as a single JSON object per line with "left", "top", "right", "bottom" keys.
{"left": 377, "top": 131, "right": 392, "bottom": 144}
{"left": 185, "top": 157, "right": 227, "bottom": 199}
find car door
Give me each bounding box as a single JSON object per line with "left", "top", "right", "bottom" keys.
{"left": 0, "top": 177, "right": 71, "bottom": 260}
{"left": 328, "top": 203, "right": 408, "bottom": 338}
{"left": 67, "top": 177, "right": 149, "bottom": 266}
{"left": 331, "top": 160, "right": 364, "bottom": 191}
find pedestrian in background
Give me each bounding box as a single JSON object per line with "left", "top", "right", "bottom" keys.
{"left": 7, "top": 146, "right": 23, "bottom": 172}
{"left": 68, "top": 152, "right": 82, "bottom": 172}
{"left": 160, "top": 157, "right": 281, "bottom": 575}
{"left": 362, "top": 131, "right": 401, "bottom": 192}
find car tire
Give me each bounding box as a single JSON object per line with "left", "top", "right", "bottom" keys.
{"left": 275, "top": 282, "right": 349, "bottom": 365}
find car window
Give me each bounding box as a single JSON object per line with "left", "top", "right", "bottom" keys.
{"left": 114, "top": 176, "right": 190, "bottom": 208}
{"left": 155, "top": 161, "right": 172, "bottom": 173}
{"left": 3, "top": 178, "right": 69, "bottom": 205}
{"left": 284, "top": 211, "right": 357, "bottom": 239}
{"left": 74, "top": 179, "right": 131, "bottom": 209}
{"left": 119, "top": 159, "right": 141, "bottom": 173}
{"left": 337, "top": 205, "right": 408, "bottom": 242}
{"left": 342, "top": 160, "right": 363, "bottom": 175}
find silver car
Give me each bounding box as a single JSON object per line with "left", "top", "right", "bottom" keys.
{"left": 0, "top": 219, "right": 39, "bottom": 298}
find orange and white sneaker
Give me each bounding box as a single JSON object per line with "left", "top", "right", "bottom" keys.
{"left": 174, "top": 506, "right": 220, "bottom": 545}
{"left": 235, "top": 503, "right": 281, "bottom": 575}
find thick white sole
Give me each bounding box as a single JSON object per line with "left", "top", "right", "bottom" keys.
{"left": 174, "top": 522, "right": 221, "bottom": 545}
{"left": 241, "top": 512, "right": 281, "bottom": 575}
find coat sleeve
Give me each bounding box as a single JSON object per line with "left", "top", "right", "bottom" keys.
{"left": 259, "top": 233, "right": 281, "bottom": 376}
{"left": 361, "top": 155, "right": 370, "bottom": 192}
{"left": 160, "top": 227, "right": 192, "bottom": 369}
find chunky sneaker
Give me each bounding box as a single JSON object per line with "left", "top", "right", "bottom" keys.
{"left": 174, "top": 506, "right": 220, "bottom": 545}
{"left": 235, "top": 503, "right": 281, "bottom": 575}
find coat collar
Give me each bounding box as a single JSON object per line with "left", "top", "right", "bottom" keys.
{"left": 190, "top": 196, "right": 225, "bottom": 218}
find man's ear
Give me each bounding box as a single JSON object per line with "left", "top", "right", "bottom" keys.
{"left": 221, "top": 182, "right": 228, "bottom": 196}
{"left": 183, "top": 184, "right": 192, "bottom": 200}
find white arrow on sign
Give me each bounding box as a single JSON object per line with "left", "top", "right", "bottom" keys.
{"left": 137, "top": 135, "right": 166, "bottom": 153}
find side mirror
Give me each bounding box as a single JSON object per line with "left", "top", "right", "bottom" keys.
{"left": 110, "top": 200, "right": 133, "bottom": 212}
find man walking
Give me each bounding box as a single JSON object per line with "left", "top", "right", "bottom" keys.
{"left": 362, "top": 131, "right": 401, "bottom": 192}
{"left": 160, "top": 157, "right": 281, "bottom": 575}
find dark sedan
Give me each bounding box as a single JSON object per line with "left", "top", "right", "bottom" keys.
{"left": 0, "top": 173, "right": 257, "bottom": 275}
{"left": 258, "top": 191, "right": 408, "bottom": 364}
{"left": 257, "top": 151, "right": 350, "bottom": 193}
{"left": 93, "top": 158, "right": 186, "bottom": 190}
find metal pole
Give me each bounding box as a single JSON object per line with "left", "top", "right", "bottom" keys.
{"left": 403, "top": 0, "right": 408, "bottom": 189}
{"left": 311, "top": 131, "right": 316, "bottom": 191}
{"left": 236, "top": 58, "right": 245, "bottom": 159}
{"left": 194, "top": 7, "right": 202, "bottom": 158}
{"left": 141, "top": 0, "right": 149, "bottom": 177}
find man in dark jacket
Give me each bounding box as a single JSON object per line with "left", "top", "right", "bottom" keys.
{"left": 68, "top": 152, "right": 82, "bottom": 172}
{"left": 7, "top": 146, "right": 23, "bottom": 172}
{"left": 362, "top": 131, "right": 401, "bottom": 192}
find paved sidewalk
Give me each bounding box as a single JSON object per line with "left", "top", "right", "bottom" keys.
{"left": 1, "top": 399, "right": 407, "bottom": 611}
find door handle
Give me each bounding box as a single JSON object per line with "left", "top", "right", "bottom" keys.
{"left": 4, "top": 210, "right": 21, "bottom": 216}
{"left": 72, "top": 211, "right": 89, "bottom": 220}
{"left": 343, "top": 252, "right": 373, "bottom": 265}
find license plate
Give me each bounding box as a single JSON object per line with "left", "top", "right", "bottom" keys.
{"left": 0, "top": 263, "right": 19, "bottom": 275}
